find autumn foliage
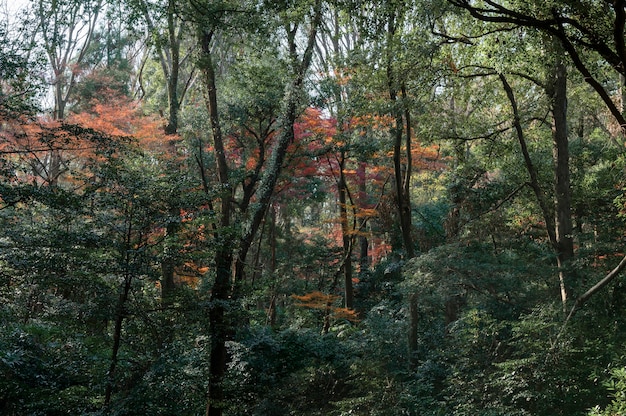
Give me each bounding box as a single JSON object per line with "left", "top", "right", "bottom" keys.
{"left": 291, "top": 291, "right": 359, "bottom": 322}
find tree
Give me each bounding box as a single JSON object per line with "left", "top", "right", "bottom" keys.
{"left": 446, "top": 0, "right": 626, "bottom": 132}
{"left": 20, "top": 0, "right": 102, "bottom": 186}
{"left": 30, "top": 0, "right": 103, "bottom": 120}
{"left": 187, "top": 0, "right": 323, "bottom": 413}
{"left": 444, "top": 0, "right": 626, "bottom": 321}
{"left": 0, "top": 17, "right": 44, "bottom": 117}
{"left": 131, "top": 0, "right": 194, "bottom": 135}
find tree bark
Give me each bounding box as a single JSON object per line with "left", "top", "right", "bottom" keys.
{"left": 386, "top": 9, "right": 415, "bottom": 258}
{"left": 548, "top": 48, "right": 573, "bottom": 309}
{"left": 164, "top": 0, "right": 180, "bottom": 135}
{"left": 338, "top": 150, "right": 354, "bottom": 309}
{"left": 199, "top": 29, "right": 233, "bottom": 416}
{"left": 357, "top": 161, "right": 369, "bottom": 270}
{"left": 499, "top": 74, "right": 557, "bottom": 246}
{"left": 196, "top": 1, "right": 323, "bottom": 413}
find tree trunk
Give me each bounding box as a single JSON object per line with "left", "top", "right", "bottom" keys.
{"left": 357, "top": 161, "right": 369, "bottom": 270}
{"left": 103, "top": 274, "right": 131, "bottom": 410}
{"left": 138, "top": 0, "right": 182, "bottom": 135}
{"left": 402, "top": 85, "right": 414, "bottom": 254}
{"left": 500, "top": 70, "right": 573, "bottom": 312}
{"left": 165, "top": 0, "right": 180, "bottom": 134}
{"left": 548, "top": 50, "right": 573, "bottom": 309}
{"left": 197, "top": 1, "right": 323, "bottom": 412}
{"left": 338, "top": 150, "right": 354, "bottom": 309}
{"left": 104, "top": 204, "right": 135, "bottom": 412}
{"left": 499, "top": 74, "right": 557, "bottom": 245}
{"left": 205, "top": 247, "right": 232, "bottom": 416}
{"left": 199, "top": 29, "right": 233, "bottom": 416}
{"left": 386, "top": 9, "right": 414, "bottom": 258}
{"left": 266, "top": 204, "right": 278, "bottom": 327}
{"left": 237, "top": 0, "right": 323, "bottom": 289}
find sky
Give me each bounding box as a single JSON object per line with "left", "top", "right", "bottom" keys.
{"left": 2, "top": 0, "right": 29, "bottom": 23}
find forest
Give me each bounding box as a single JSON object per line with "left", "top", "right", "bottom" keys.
{"left": 3, "top": 0, "right": 626, "bottom": 415}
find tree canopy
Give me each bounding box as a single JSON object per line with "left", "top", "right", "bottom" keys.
{"left": 2, "top": 0, "right": 626, "bottom": 415}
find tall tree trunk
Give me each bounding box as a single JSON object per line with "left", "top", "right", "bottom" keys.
{"left": 386, "top": 10, "right": 414, "bottom": 258}
{"left": 199, "top": 29, "right": 233, "bottom": 416}
{"left": 500, "top": 74, "right": 556, "bottom": 245}
{"left": 237, "top": 0, "right": 323, "bottom": 289}
{"left": 500, "top": 73, "right": 574, "bottom": 311}
{"left": 266, "top": 204, "right": 278, "bottom": 327}
{"left": 621, "top": 73, "right": 626, "bottom": 116}
{"left": 165, "top": 0, "right": 180, "bottom": 134}
{"left": 103, "top": 204, "right": 135, "bottom": 411}
{"left": 103, "top": 273, "right": 131, "bottom": 410}
{"left": 401, "top": 85, "right": 414, "bottom": 253}
{"left": 548, "top": 50, "right": 573, "bottom": 309}
{"left": 139, "top": 0, "right": 183, "bottom": 135}
{"left": 338, "top": 150, "right": 354, "bottom": 309}
{"left": 197, "top": 2, "right": 323, "bottom": 413}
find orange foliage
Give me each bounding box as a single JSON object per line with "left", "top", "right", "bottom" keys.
{"left": 68, "top": 95, "right": 171, "bottom": 154}
{"left": 411, "top": 142, "right": 445, "bottom": 171}
{"left": 291, "top": 291, "right": 359, "bottom": 322}
{"left": 0, "top": 91, "right": 175, "bottom": 188}
{"left": 370, "top": 237, "right": 392, "bottom": 264}
{"left": 292, "top": 290, "right": 340, "bottom": 309}
{"left": 0, "top": 113, "right": 131, "bottom": 186}
{"left": 349, "top": 114, "right": 394, "bottom": 130}
{"left": 173, "top": 261, "right": 210, "bottom": 289}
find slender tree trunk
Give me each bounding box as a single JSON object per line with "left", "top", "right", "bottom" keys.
{"left": 139, "top": 0, "right": 182, "bottom": 135}
{"left": 338, "top": 150, "right": 354, "bottom": 309}
{"left": 549, "top": 51, "right": 573, "bottom": 309}
{"left": 621, "top": 74, "right": 626, "bottom": 116}
{"left": 165, "top": 0, "right": 180, "bottom": 134}
{"left": 194, "top": 2, "right": 322, "bottom": 412}
{"left": 402, "top": 85, "right": 414, "bottom": 253}
{"left": 266, "top": 204, "right": 278, "bottom": 327}
{"left": 199, "top": 29, "right": 233, "bottom": 416}
{"left": 205, "top": 247, "right": 232, "bottom": 416}
{"left": 390, "top": 90, "right": 414, "bottom": 258}
{"left": 197, "top": 2, "right": 323, "bottom": 412}
{"left": 104, "top": 205, "right": 135, "bottom": 411}
{"left": 357, "top": 161, "right": 369, "bottom": 270}
{"left": 386, "top": 10, "right": 414, "bottom": 258}
{"left": 237, "top": 0, "right": 323, "bottom": 287}
{"left": 500, "top": 73, "right": 574, "bottom": 311}
{"left": 500, "top": 74, "right": 557, "bottom": 244}
{"left": 103, "top": 274, "right": 131, "bottom": 410}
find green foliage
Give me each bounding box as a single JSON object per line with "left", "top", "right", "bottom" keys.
{"left": 589, "top": 367, "right": 626, "bottom": 416}
{"left": 225, "top": 327, "right": 352, "bottom": 415}
{"left": 0, "top": 322, "right": 108, "bottom": 415}
{"left": 0, "top": 20, "right": 45, "bottom": 116}
{"left": 4, "top": 0, "right": 626, "bottom": 415}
